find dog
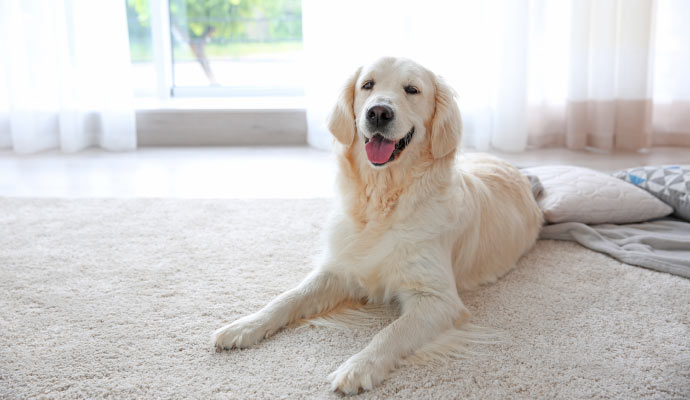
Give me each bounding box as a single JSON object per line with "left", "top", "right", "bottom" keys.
{"left": 213, "top": 57, "right": 543, "bottom": 394}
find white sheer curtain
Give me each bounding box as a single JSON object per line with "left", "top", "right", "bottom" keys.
{"left": 0, "top": 0, "right": 136, "bottom": 153}
{"left": 303, "top": 0, "right": 690, "bottom": 152}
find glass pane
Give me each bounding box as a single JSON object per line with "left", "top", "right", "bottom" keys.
{"left": 126, "top": 0, "right": 156, "bottom": 95}
{"left": 169, "top": 0, "right": 303, "bottom": 93}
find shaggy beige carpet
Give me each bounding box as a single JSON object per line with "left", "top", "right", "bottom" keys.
{"left": 1, "top": 198, "right": 689, "bottom": 399}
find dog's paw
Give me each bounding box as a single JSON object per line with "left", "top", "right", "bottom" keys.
{"left": 328, "top": 353, "right": 390, "bottom": 394}
{"left": 212, "top": 314, "right": 271, "bottom": 351}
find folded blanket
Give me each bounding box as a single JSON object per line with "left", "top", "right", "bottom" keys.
{"left": 540, "top": 219, "right": 690, "bottom": 279}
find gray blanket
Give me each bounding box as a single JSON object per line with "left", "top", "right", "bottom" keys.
{"left": 540, "top": 219, "right": 690, "bottom": 279}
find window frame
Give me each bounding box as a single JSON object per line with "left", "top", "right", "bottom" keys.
{"left": 149, "top": 0, "right": 174, "bottom": 99}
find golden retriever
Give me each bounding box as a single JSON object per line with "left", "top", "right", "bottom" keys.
{"left": 213, "top": 57, "right": 543, "bottom": 394}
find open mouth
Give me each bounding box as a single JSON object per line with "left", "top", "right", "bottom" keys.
{"left": 364, "top": 127, "right": 415, "bottom": 166}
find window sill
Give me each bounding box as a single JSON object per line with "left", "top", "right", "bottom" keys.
{"left": 135, "top": 97, "right": 307, "bottom": 146}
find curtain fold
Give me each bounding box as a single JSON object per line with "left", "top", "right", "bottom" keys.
{"left": 303, "top": 0, "right": 690, "bottom": 152}
{"left": 0, "top": 0, "right": 136, "bottom": 154}
{"left": 561, "top": 0, "right": 654, "bottom": 150}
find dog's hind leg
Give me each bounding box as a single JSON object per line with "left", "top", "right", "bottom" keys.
{"left": 212, "top": 270, "right": 350, "bottom": 351}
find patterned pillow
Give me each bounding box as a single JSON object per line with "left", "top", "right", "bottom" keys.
{"left": 613, "top": 165, "right": 690, "bottom": 222}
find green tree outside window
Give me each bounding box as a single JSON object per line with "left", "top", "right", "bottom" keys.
{"left": 127, "top": 0, "right": 302, "bottom": 85}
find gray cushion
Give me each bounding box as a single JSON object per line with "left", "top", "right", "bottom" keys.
{"left": 613, "top": 165, "right": 690, "bottom": 222}
{"left": 523, "top": 173, "right": 544, "bottom": 199}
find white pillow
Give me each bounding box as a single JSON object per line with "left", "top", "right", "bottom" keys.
{"left": 522, "top": 165, "right": 673, "bottom": 224}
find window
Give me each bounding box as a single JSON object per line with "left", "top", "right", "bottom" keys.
{"left": 126, "top": 0, "right": 156, "bottom": 96}
{"left": 126, "top": 0, "right": 304, "bottom": 98}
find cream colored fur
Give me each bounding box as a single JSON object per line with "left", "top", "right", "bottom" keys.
{"left": 212, "top": 57, "right": 543, "bottom": 394}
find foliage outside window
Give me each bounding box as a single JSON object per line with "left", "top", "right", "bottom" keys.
{"left": 126, "top": 0, "right": 303, "bottom": 89}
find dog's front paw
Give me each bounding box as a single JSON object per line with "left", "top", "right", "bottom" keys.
{"left": 212, "top": 314, "right": 272, "bottom": 351}
{"left": 328, "top": 353, "right": 390, "bottom": 394}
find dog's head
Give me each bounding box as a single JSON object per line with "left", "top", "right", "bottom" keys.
{"left": 328, "top": 57, "right": 461, "bottom": 168}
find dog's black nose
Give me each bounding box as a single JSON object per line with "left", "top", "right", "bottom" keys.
{"left": 366, "top": 105, "right": 394, "bottom": 129}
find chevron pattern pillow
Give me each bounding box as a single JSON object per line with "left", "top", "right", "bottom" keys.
{"left": 613, "top": 165, "right": 690, "bottom": 222}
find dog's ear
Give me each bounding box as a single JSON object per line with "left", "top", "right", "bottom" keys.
{"left": 327, "top": 66, "right": 362, "bottom": 146}
{"left": 430, "top": 76, "right": 462, "bottom": 159}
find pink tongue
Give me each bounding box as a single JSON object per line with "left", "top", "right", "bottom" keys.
{"left": 365, "top": 135, "right": 396, "bottom": 164}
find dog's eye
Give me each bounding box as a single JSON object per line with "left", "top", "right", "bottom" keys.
{"left": 362, "top": 81, "right": 374, "bottom": 90}
{"left": 404, "top": 85, "right": 419, "bottom": 95}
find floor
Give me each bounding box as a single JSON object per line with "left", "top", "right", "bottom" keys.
{"left": 0, "top": 146, "right": 688, "bottom": 198}
{"left": 3, "top": 197, "right": 688, "bottom": 398}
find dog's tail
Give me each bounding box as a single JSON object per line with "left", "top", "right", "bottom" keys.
{"left": 402, "top": 322, "right": 501, "bottom": 366}
{"left": 293, "top": 300, "right": 393, "bottom": 329}
{"left": 294, "top": 302, "right": 502, "bottom": 365}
